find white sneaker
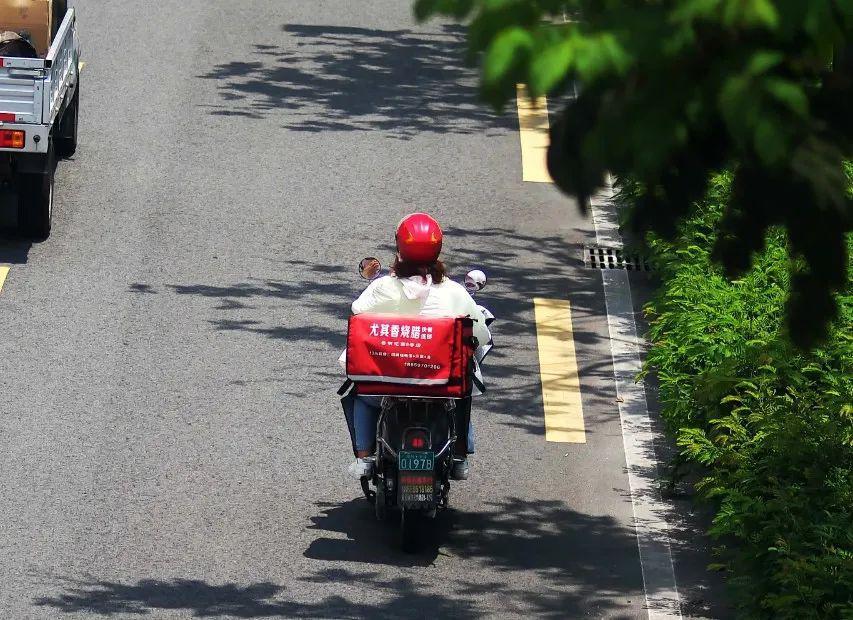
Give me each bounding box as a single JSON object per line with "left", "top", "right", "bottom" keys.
{"left": 451, "top": 458, "right": 470, "bottom": 480}
{"left": 348, "top": 457, "right": 374, "bottom": 479}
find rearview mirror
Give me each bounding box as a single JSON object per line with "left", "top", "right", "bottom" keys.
{"left": 359, "top": 257, "right": 382, "bottom": 280}
{"left": 464, "top": 269, "right": 487, "bottom": 292}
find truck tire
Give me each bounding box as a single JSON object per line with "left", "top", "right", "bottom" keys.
{"left": 56, "top": 76, "right": 79, "bottom": 158}
{"left": 51, "top": 0, "right": 68, "bottom": 39}
{"left": 17, "top": 143, "right": 56, "bottom": 239}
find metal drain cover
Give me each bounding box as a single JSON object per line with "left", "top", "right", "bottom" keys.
{"left": 584, "top": 245, "right": 653, "bottom": 271}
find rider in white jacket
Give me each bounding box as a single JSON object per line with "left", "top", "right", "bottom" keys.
{"left": 352, "top": 272, "right": 491, "bottom": 345}
{"left": 348, "top": 214, "right": 490, "bottom": 480}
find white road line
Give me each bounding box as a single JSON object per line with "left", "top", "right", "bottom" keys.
{"left": 592, "top": 183, "right": 683, "bottom": 619}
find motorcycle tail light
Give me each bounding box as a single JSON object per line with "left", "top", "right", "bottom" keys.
{"left": 403, "top": 429, "right": 430, "bottom": 450}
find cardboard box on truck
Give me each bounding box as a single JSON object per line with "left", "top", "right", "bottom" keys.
{"left": 0, "top": 0, "right": 52, "bottom": 57}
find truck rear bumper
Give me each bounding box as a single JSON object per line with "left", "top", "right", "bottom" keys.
{"left": 0, "top": 123, "right": 50, "bottom": 154}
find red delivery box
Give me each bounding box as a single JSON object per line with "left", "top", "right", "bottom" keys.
{"left": 346, "top": 314, "right": 476, "bottom": 398}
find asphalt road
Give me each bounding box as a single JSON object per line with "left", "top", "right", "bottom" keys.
{"left": 0, "top": 1, "right": 728, "bottom": 618}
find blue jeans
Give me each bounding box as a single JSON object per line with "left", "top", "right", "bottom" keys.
{"left": 353, "top": 395, "right": 475, "bottom": 454}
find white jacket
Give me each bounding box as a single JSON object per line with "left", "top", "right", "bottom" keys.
{"left": 352, "top": 274, "right": 492, "bottom": 347}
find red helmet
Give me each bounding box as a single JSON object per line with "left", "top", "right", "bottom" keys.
{"left": 395, "top": 213, "right": 443, "bottom": 264}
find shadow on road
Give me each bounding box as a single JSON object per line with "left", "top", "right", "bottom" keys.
{"left": 0, "top": 232, "right": 31, "bottom": 264}
{"left": 35, "top": 497, "right": 649, "bottom": 618}
{"left": 33, "top": 574, "right": 479, "bottom": 618}
{"left": 128, "top": 226, "right": 618, "bottom": 439}
{"left": 443, "top": 227, "right": 616, "bottom": 438}
{"left": 304, "top": 498, "right": 444, "bottom": 567}
{"left": 0, "top": 188, "right": 32, "bottom": 263}
{"left": 197, "top": 24, "right": 514, "bottom": 139}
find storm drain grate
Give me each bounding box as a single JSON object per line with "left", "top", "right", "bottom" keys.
{"left": 585, "top": 245, "right": 653, "bottom": 271}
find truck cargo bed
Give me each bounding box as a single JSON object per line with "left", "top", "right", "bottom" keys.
{"left": 0, "top": 8, "right": 78, "bottom": 152}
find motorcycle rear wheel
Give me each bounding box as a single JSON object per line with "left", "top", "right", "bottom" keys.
{"left": 374, "top": 480, "right": 387, "bottom": 521}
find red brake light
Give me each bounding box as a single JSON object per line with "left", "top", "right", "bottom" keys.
{"left": 0, "top": 130, "right": 25, "bottom": 149}
{"left": 404, "top": 429, "right": 430, "bottom": 450}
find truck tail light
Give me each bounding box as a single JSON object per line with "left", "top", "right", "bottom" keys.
{"left": 0, "top": 130, "right": 24, "bottom": 149}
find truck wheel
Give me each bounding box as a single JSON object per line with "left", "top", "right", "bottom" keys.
{"left": 56, "top": 76, "right": 79, "bottom": 158}
{"left": 17, "top": 143, "right": 56, "bottom": 239}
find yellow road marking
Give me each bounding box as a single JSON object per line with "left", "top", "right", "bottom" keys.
{"left": 534, "top": 297, "right": 586, "bottom": 443}
{"left": 78, "top": 61, "right": 86, "bottom": 71}
{"left": 516, "top": 84, "right": 553, "bottom": 183}
{"left": 0, "top": 265, "right": 9, "bottom": 294}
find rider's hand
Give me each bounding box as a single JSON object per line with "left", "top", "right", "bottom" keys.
{"left": 361, "top": 259, "right": 381, "bottom": 280}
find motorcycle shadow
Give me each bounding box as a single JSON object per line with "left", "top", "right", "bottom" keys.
{"left": 304, "top": 498, "right": 457, "bottom": 566}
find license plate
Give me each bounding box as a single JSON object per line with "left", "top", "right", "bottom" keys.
{"left": 398, "top": 470, "right": 435, "bottom": 506}
{"left": 398, "top": 450, "right": 434, "bottom": 471}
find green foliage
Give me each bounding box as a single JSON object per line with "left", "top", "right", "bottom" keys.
{"left": 415, "top": 0, "right": 853, "bottom": 348}
{"left": 628, "top": 172, "right": 853, "bottom": 618}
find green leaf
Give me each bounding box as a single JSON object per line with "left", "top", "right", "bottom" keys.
{"left": 482, "top": 27, "right": 534, "bottom": 89}
{"left": 413, "top": 0, "right": 475, "bottom": 20}
{"left": 671, "top": 0, "right": 722, "bottom": 24}
{"left": 754, "top": 116, "right": 790, "bottom": 165}
{"left": 723, "top": 0, "right": 780, "bottom": 29}
{"left": 529, "top": 37, "right": 574, "bottom": 96}
{"left": 413, "top": 0, "right": 440, "bottom": 21}
{"left": 573, "top": 33, "right": 631, "bottom": 81}
{"left": 746, "top": 50, "right": 784, "bottom": 75}
{"left": 763, "top": 78, "right": 809, "bottom": 117}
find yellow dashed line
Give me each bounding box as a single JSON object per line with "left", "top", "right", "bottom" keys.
{"left": 516, "top": 84, "right": 553, "bottom": 183}
{"left": 0, "top": 265, "right": 9, "bottom": 294}
{"left": 534, "top": 297, "right": 586, "bottom": 443}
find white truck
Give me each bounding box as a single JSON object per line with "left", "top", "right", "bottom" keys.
{"left": 0, "top": 2, "right": 79, "bottom": 238}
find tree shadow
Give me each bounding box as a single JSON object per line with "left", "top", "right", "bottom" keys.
{"left": 197, "top": 24, "right": 514, "bottom": 139}
{"left": 440, "top": 227, "right": 617, "bottom": 438}
{"left": 166, "top": 272, "right": 353, "bottom": 352}
{"left": 129, "top": 226, "right": 618, "bottom": 438}
{"left": 32, "top": 574, "right": 480, "bottom": 619}
{"left": 34, "top": 497, "right": 655, "bottom": 618}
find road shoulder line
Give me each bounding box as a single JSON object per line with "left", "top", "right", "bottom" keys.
{"left": 592, "top": 185, "right": 683, "bottom": 619}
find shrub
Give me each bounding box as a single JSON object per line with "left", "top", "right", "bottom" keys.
{"left": 631, "top": 172, "right": 853, "bottom": 618}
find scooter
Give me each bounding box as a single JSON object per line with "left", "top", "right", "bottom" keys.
{"left": 344, "top": 259, "right": 494, "bottom": 552}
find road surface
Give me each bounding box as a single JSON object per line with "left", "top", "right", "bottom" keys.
{"left": 0, "top": 1, "right": 728, "bottom": 618}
